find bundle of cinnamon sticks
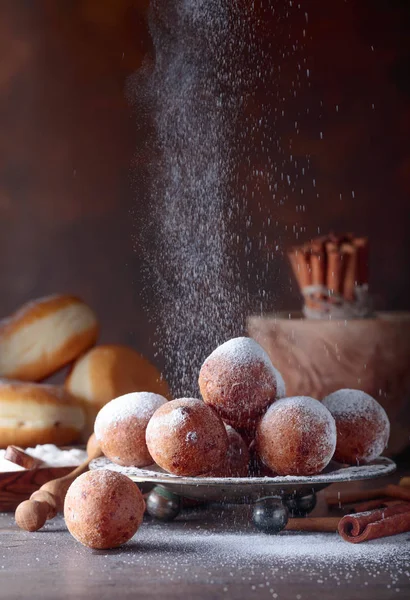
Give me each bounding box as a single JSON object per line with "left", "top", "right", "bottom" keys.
{"left": 288, "top": 233, "right": 371, "bottom": 319}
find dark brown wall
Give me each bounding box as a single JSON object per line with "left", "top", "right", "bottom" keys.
{"left": 0, "top": 0, "right": 409, "bottom": 370}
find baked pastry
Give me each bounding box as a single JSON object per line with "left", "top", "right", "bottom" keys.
{"left": 65, "top": 344, "right": 170, "bottom": 438}
{"left": 198, "top": 337, "right": 278, "bottom": 429}
{"left": 322, "top": 388, "right": 390, "bottom": 464}
{"left": 256, "top": 396, "right": 336, "bottom": 476}
{"left": 0, "top": 294, "right": 98, "bottom": 381}
{"left": 0, "top": 379, "right": 86, "bottom": 447}
{"left": 145, "top": 398, "right": 228, "bottom": 476}
{"left": 94, "top": 391, "right": 168, "bottom": 467}
{"left": 201, "top": 425, "right": 250, "bottom": 478}
{"left": 64, "top": 470, "right": 145, "bottom": 549}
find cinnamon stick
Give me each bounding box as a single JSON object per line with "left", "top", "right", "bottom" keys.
{"left": 400, "top": 476, "right": 410, "bottom": 488}
{"left": 285, "top": 517, "right": 340, "bottom": 533}
{"left": 353, "top": 237, "right": 369, "bottom": 286}
{"left": 338, "top": 503, "right": 410, "bottom": 543}
{"left": 310, "top": 238, "right": 326, "bottom": 301}
{"left": 348, "top": 498, "right": 403, "bottom": 513}
{"left": 340, "top": 242, "right": 357, "bottom": 302}
{"left": 326, "top": 484, "right": 410, "bottom": 507}
{"left": 325, "top": 241, "right": 342, "bottom": 296}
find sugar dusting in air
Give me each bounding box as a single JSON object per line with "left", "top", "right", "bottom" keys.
{"left": 132, "top": 0, "right": 309, "bottom": 396}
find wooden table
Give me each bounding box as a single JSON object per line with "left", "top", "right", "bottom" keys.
{"left": 1, "top": 480, "right": 409, "bottom": 600}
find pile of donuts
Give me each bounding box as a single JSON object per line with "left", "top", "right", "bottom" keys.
{"left": 95, "top": 336, "right": 390, "bottom": 479}
{"left": 0, "top": 294, "right": 169, "bottom": 450}
{"left": 66, "top": 336, "right": 390, "bottom": 550}
{"left": 64, "top": 337, "right": 390, "bottom": 548}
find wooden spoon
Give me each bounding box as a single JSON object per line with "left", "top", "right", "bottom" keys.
{"left": 15, "top": 434, "right": 102, "bottom": 532}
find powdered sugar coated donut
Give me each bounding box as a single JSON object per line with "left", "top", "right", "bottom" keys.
{"left": 146, "top": 398, "right": 228, "bottom": 476}
{"left": 256, "top": 396, "right": 336, "bottom": 476}
{"left": 94, "top": 391, "right": 167, "bottom": 467}
{"left": 322, "top": 389, "right": 390, "bottom": 464}
{"left": 198, "top": 337, "right": 277, "bottom": 429}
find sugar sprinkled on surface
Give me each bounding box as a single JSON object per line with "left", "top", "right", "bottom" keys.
{"left": 94, "top": 392, "right": 167, "bottom": 440}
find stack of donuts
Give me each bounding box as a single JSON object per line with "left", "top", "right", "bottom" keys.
{"left": 94, "top": 337, "right": 391, "bottom": 478}
{"left": 0, "top": 294, "right": 169, "bottom": 449}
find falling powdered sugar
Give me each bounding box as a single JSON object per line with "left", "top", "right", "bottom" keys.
{"left": 207, "top": 337, "right": 276, "bottom": 375}
{"left": 94, "top": 392, "right": 167, "bottom": 440}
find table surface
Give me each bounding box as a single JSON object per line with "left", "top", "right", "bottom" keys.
{"left": 1, "top": 476, "right": 409, "bottom": 600}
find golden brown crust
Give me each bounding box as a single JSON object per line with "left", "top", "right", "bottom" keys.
{"left": 0, "top": 295, "right": 81, "bottom": 336}
{"left": 65, "top": 344, "right": 170, "bottom": 408}
{"left": 0, "top": 294, "right": 99, "bottom": 381}
{"left": 199, "top": 358, "right": 276, "bottom": 429}
{"left": 0, "top": 378, "right": 81, "bottom": 407}
{"left": 64, "top": 470, "right": 145, "bottom": 549}
{"left": 146, "top": 398, "right": 229, "bottom": 476}
{"left": 200, "top": 425, "right": 250, "bottom": 478}
{"left": 256, "top": 398, "right": 336, "bottom": 476}
{"left": 0, "top": 379, "right": 86, "bottom": 448}
{"left": 0, "top": 425, "right": 84, "bottom": 448}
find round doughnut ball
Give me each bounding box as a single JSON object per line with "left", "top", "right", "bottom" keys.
{"left": 256, "top": 396, "right": 336, "bottom": 476}
{"left": 322, "top": 389, "right": 390, "bottom": 464}
{"left": 201, "top": 425, "right": 250, "bottom": 478}
{"left": 64, "top": 470, "right": 145, "bottom": 549}
{"left": 94, "top": 392, "right": 167, "bottom": 467}
{"left": 145, "top": 398, "right": 229, "bottom": 476}
{"left": 198, "top": 337, "right": 277, "bottom": 429}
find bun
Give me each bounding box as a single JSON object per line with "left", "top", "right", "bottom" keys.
{"left": 0, "top": 295, "right": 98, "bottom": 381}
{"left": 0, "top": 379, "right": 86, "bottom": 448}
{"left": 65, "top": 345, "right": 170, "bottom": 438}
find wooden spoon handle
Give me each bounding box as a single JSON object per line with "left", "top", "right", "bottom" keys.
{"left": 40, "top": 445, "right": 101, "bottom": 505}
{"left": 15, "top": 437, "right": 101, "bottom": 532}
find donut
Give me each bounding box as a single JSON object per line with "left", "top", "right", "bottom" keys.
{"left": 198, "top": 337, "right": 277, "bottom": 429}
{"left": 145, "top": 398, "right": 229, "bottom": 476}
{"left": 0, "top": 294, "right": 98, "bottom": 381}
{"left": 322, "top": 389, "right": 390, "bottom": 464}
{"left": 256, "top": 396, "right": 336, "bottom": 476}
{"left": 0, "top": 379, "right": 86, "bottom": 448}
{"left": 201, "top": 425, "right": 250, "bottom": 478}
{"left": 94, "top": 391, "right": 168, "bottom": 467}
{"left": 64, "top": 470, "right": 145, "bottom": 549}
{"left": 65, "top": 344, "right": 170, "bottom": 439}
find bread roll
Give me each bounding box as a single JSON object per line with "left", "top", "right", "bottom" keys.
{"left": 0, "top": 379, "right": 86, "bottom": 448}
{"left": 0, "top": 295, "right": 99, "bottom": 381}
{"left": 65, "top": 344, "right": 170, "bottom": 438}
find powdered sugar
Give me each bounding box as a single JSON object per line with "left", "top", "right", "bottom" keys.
{"left": 94, "top": 392, "right": 167, "bottom": 440}
{"left": 322, "top": 389, "right": 389, "bottom": 421}
{"left": 207, "top": 337, "right": 276, "bottom": 375}
{"left": 266, "top": 396, "right": 336, "bottom": 436}
{"left": 259, "top": 397, "right": 337, "bottom": 475}
{"left": 322, "top": 389, "right": 390, "bottom": 461}
{"left": 0, "top": 444, "right": 87, "bottom": 472}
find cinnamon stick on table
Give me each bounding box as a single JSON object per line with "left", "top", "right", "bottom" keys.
{"left": 338, "top": 503, "right": 410, "bottom": 543}
{"left": 326, "top": 484, "right": 410, "bottom": 507}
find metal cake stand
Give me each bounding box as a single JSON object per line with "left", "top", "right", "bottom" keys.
{"left": 90, "top": 456, "right": 396, "bottom": 533}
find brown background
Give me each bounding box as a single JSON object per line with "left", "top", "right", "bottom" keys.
{"left": 0, "top": 0, "right": 409, "bottom": 374}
